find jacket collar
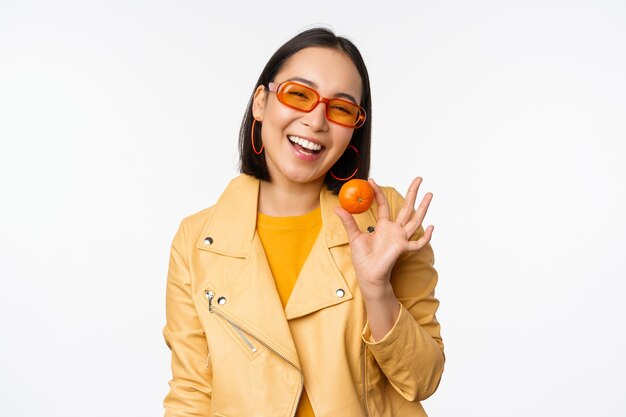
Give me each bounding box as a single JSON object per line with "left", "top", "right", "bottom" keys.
{"left": 195, "top": 174, "right": 261, "bottom": 257}
{"left": 195, "top": 174, "right": 376, "bottom": 256}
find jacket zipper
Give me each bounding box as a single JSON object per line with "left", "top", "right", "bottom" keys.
{"left": 205, "top": 290, "right": 304, "bottom": 417}
{"left": 206, "top": 290, "right": 258, "bottom": 352}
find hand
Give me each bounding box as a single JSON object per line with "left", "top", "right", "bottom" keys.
{"left": 333, "top": 177, "right": 434, "bottom": 300}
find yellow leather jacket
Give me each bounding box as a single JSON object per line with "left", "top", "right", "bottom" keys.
{"left": 163, "top": 174, "right": 444, "bottom": 417}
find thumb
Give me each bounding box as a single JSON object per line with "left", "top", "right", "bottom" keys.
{"left": 333, "top": 206, "right": 362, "bottom": 242}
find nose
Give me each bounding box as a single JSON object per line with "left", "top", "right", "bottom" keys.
{"left": 301, "top": 100, "right": 329, "bottom": 132}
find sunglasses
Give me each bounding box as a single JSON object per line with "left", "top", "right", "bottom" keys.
{"left": 267, "top": 81, "right": 366, "bottom": 128}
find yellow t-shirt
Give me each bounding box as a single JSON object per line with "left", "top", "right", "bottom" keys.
{"left": 257, "top": 206, "right": 321, "bottom": 417}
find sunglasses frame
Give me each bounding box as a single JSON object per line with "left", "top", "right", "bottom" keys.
{"left": 267, "top": 81, "right": 366, "bottom": 128}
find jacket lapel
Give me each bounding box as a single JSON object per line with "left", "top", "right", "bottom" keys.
{"left": 284, "top": 230, "right": 353, "bottom": 319}
{"left": 195, "top": 175, "right": 299, "bottom": 365}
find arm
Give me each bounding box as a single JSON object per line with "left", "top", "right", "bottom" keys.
{"left": 334, "top": 179, "right": 444, "bottom": 401}
{"left": 363, "top": 221, "right": 444, "bottom": 401}
{"left": 163, "top": 220, "right": 212, "bottom": 416}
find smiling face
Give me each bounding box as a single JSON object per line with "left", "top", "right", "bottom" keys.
{"left": 252, "top": 47, "right": 363, "bottom": 190}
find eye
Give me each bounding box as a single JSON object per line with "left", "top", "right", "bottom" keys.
{"left": 330, "top": 103, "right": 355, "bottom": 115}
{"left": 288, "top": 90, "right": 310, "bottom": 99}
{"left": 285, "top": 86, "right": 315, "bottom": 102}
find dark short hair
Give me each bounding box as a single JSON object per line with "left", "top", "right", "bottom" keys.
{"left": 238, "top": 27, "right": 372, "bottom": 194}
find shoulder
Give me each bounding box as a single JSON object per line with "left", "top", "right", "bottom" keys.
{"left": 178, "top": 205, "right": 215, "bottom": 234}
{"left": 169, "top": 205, "right": 216, "bottom": 255}
{"left": 177, "top": 174, "right": 258, "bottom": 231}
{"left": 172, "top": 174, "right": 260, "bottom": 256}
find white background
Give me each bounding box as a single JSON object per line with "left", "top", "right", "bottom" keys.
{"left": 1, "top": 1, "right": 625, "bottom": 416}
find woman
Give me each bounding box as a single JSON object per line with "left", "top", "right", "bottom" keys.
{"left": 163, "top": 27, "right": 444, "bottom": 417}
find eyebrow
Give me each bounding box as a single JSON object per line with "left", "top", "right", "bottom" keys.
{"left": 286, "top": 76, "right": 359, "bottom": 104}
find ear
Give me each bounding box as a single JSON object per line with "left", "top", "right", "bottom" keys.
{"left": 252, "top": 85, "right": 267, "bottom": 121}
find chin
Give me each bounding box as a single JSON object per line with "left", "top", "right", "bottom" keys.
{"left": 282, "top": 169, "right": 325, "bottom": 186}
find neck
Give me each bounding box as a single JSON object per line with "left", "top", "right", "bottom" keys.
{"left": 258, "top": 177, "right": 324, "bottom": 216}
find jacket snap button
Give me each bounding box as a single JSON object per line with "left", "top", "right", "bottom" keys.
{"left": 217, "top": 296, "right": 227, "bottom": 305}
{"left": 336, "top": 289, "right": 345, "bottom": 298}
{"left": 203, "top": 237, "right": 214, "bottom": 245}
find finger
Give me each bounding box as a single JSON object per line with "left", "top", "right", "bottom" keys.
{"left": 405, "top": 225, "right": 434, "bottom": 252}
{"left": 333, "top": 206, "right": 363, "bottom": 242}
{"left": 404, "top": 192, "right": 433, "bottom": 239}
{"left": 369, "top": 178, "right": 391, "bottom": 221}
{"left": 396, "top": 177, "right": 423, "bottom": 226}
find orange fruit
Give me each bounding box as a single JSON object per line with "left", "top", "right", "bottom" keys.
{"left": 338, "top": 179, "right": 375, "bottom": 214}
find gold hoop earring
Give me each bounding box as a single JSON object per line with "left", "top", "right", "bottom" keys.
{"left": 330, "top": 145, "right": 359, "bottom": 181}
{"left": 251, "top": 119, "right": 264, "bottom": 155}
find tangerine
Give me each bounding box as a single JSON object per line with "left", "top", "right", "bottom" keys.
{"left": 338, "top": 179, "right": 375, "bottom": 214}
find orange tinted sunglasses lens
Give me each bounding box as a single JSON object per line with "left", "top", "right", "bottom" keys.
{"left": 326, "top": 98, "right": 366, "bottom": 128}
{"left": 273, "top": 81, "right": 366, "bottom": 128}
{"left": 277, "top": 82, "right": 319, "bottom": 111}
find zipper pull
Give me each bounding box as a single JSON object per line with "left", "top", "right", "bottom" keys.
{"left": 205, "top": 290, "right": 214, "bottom": 311}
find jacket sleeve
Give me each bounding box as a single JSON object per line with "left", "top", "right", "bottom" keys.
{"left": 163, "top": 219, "right": 213, "bottom": 416}
{"left": 361, "top": 187, "right": 445, "bottom": 402}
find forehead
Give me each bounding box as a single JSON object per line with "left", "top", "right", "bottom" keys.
{"left": 274, "top": 47, "right": 363, "bottom": 102}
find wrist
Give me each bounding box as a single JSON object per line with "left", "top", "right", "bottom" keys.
{"left": 362, "top": 285, "right": 401, "bottom": 342}
{"left": 360, "top": 280, "right": 396, "bottom": 303}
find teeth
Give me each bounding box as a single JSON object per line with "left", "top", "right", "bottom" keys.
{"left": 288, "top": 135, "right": 322, "bottom": 151}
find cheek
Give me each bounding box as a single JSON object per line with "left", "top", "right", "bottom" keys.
{"left": 263, "top": 100, "right": 298, "bottom": 125}
{"left": 333, "top": 128, "right": 355, "bottom": 148}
